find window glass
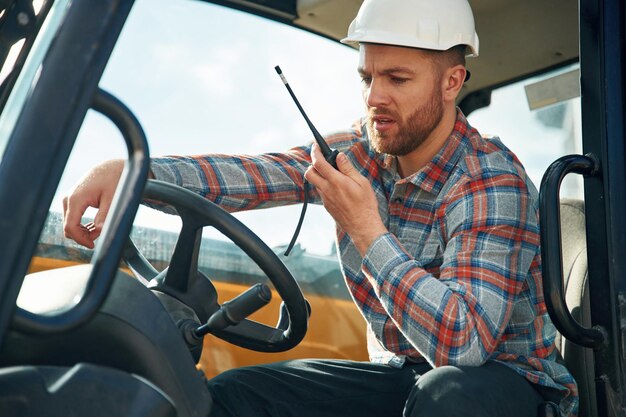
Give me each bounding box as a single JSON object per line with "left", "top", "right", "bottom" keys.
{"left": 468, "top": 64, "right": 583, "bottom": 199}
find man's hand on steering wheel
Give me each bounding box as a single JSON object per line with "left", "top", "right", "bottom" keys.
{"left": 62, "top": 159, "right": 125, "bottom": 249}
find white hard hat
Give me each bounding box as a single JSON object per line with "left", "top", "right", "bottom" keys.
{"left": 341, "top": 0, "right": 479, "bottom": 57}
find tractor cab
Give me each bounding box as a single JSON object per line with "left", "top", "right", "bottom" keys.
{"left": 0, "top": 1, "right": 624, "bottom": 416}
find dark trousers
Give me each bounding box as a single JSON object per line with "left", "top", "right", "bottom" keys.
{"left": 206, "top": 359, "right": 546, "bottom": 417}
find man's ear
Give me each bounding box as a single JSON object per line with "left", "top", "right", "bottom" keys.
{"left": 442, "top": 64, "right": 467, "bottom": 102}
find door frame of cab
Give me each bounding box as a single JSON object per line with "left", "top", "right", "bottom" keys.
{"left": 578, "top": 0, "right": 626, "bottom": 415}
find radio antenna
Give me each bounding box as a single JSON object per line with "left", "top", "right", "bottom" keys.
{"left": 274, "top": 66, "right": 338, "bottom": 168}
{"left": 274, "top": 66, "right": 339, "bottom": 256}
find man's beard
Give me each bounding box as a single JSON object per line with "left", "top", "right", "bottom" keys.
{"left": 367, "top": 90, "right": 444, "bottom": 157}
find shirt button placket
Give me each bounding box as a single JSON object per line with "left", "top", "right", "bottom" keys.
{"left": 388, "top": 184, "right": 405, "bottom": 235}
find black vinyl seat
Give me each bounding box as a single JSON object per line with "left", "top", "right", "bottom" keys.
{"left": 556, "top": 199, "right": 596, "bottom": 417}
{"left": 539, "top": 199, "right": 596, "bottom": 417}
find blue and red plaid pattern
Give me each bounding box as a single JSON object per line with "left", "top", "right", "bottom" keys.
{"left": 151, "top": 110, "right": 578, "bottom": 416}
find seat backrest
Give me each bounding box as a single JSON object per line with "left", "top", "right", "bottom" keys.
{"left": 557, "top": 199, "right": 596, "bottom": 417}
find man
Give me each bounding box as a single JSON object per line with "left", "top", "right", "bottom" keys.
{"left": 63, "top": 0, "right": 577, "bottom": 415}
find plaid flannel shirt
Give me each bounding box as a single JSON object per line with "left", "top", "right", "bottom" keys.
{"left": 151, "top": 110, "right": 578, "bottom": 416}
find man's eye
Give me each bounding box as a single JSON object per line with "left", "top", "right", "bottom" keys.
{"left": 360, "top": 77, "right": 372, "bottom": 86}
{"left": 391, "top": 77, "right": 409, "bottom": 84}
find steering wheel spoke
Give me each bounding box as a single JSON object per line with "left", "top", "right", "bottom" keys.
{"left": 123, "top": 238, "right": 159, "bottom": 283}
{"left": 163, "top": 220, "right": 202, "bottom": 293}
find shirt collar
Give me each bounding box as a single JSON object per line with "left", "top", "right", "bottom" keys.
{"left": 372, "top": 109, "right": 473, "bottom": 195}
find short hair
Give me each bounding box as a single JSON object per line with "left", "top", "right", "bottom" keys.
{"left": 443, "top": 45, "right": 467, "bottom": 67}
{"left": 424, "top": 44, "right": 467, "bottom": 70}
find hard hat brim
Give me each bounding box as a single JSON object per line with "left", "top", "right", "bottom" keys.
{"left": 341, "top": 33, "right": 479, "bottom": 58}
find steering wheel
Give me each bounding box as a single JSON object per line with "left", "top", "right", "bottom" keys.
{"left": 122, "top": 180, "right": 309, "bottom": 353}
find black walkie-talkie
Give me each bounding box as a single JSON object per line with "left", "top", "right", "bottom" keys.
{"left": 275, "top": 66, "right": 339, "bottom": 256}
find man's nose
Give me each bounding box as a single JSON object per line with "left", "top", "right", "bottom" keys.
{"left": 364, "top": 79, "right": 390, "bottom": 108}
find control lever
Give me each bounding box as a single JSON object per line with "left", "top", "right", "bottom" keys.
{"left": 194, "top": 283, "right": 272, "bottom": 336}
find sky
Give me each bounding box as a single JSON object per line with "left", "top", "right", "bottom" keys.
{"left": 51, "top": 0, "right": 582, "bottom": 256}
